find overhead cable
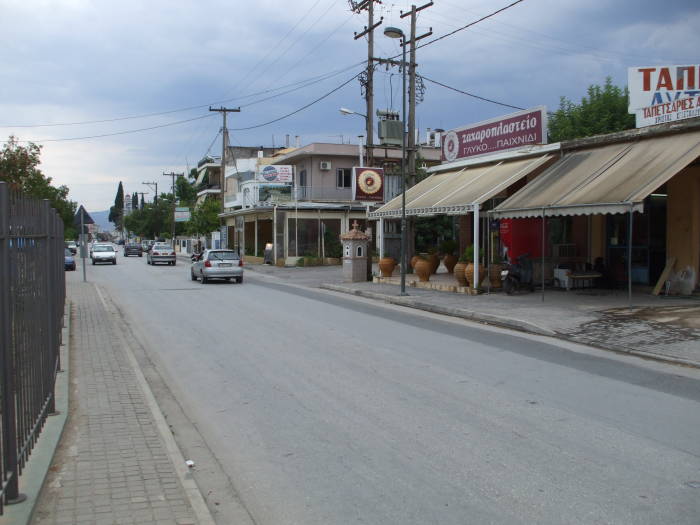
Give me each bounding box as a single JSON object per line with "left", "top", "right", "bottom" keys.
{"left": 421, "top": 76, "right": 525, "bottom": 110}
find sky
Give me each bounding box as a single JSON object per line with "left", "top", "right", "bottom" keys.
{"left": 1, "top": 0, "right": 699, "bottom": 212}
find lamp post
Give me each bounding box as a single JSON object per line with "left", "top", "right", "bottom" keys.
{"left": 384, "top": 26, "right": 407, "bottom": 295}
{"left": 339, "top": 108, "right": 368, "bottom": 167}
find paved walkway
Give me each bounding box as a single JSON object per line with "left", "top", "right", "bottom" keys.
{"left": 30, "top": 281, "right": 206, "bottom": 525}
{"left": 244, "top": 262, "right": 700, "bottom": 368}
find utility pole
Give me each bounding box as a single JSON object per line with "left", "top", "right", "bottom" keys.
{"left": 163, "top": 172, "right": 183, "bottom": 247}
{"left": 352, "top": 0, "right": 383, "bottom": 167}
{"left": 209, "top": 106, "right": 240, "bottom": 249}
{"left": 137, "top": 192, "right": 148, "bottom": 209}
{"left": 400, "top": 2, "right": 432, "bottom": 261}
{"left": 142, "top": 181, "right": 158, "bottom": 204}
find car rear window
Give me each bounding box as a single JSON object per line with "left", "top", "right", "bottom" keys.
{"left": 208, "top": 251, "right": 239, "bottom": 261}
{"left": 93, "top": 245, "right": 114, "bottom": 252}
{"left": 153, "top": 245, "right": 171, "bottom": 250}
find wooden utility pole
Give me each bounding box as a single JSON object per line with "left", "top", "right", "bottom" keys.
{"left": 163, "top": 172, "right": 183, "bottom": 246}
{"left": 400, "top": 2, "right": 432, "bottom": 261}
{"left": 209, "top": 106, "right": 240, "bottom": 249}
{"left": 352, "top": 0, "right": 383, "bottom": 167}
{"left": 142, "top": 181, "right": 158, "bottom": 204}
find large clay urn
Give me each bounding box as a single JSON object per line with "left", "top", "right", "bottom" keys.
{"left": 489, "top": 263, "right": 503, "bottom": 288}
{"left": 414, "top": 258, "right": 431, "bottom": 282}
{"left": 427, "top": 253, "right": 440, "bottom": 274}
{"left": 454, "top": 261, "right": 468, "bottom": 286}
{"left": 410, "top": 255, "right": 421, "bottom": 269}
{"left": 443, "top": 254, "right": 458, "bottom": 274}
{"left": 465, "top": 263, "right": 486, "bottom": 288}
{"left": 378, "top": 257, "right": 396, "bottom": 277}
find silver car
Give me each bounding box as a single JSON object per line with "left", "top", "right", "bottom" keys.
{"left": 191, "top": 249, "right": 243, "bottom": 283}
{"left": 147, "top": 242, "right": 176, "bottom": 265}
{"left": 91, "top": 244, "right": 117, "bottom": 265}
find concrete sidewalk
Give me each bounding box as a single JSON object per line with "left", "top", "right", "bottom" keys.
{"left": 245, "top": 262, "right": 700, "bottom": 368}
{"left": 27, "top": 281, "right": 213, "bottom": 525}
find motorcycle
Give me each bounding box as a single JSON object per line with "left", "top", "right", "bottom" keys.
{"left": 501, "top": 253, "right": 535, "bottom": 295}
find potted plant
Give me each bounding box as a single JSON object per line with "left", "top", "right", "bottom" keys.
{"left": 378, "top": 256, "right": 396, "bottom": 277}
{"left": 440, "top": 240, "right": 458, "bottom": 274}
{"left": 464, "top": 244, "right": 485, "bottom": 289}
{"left": 414, "top": 254, "right": 432, "bottom": 282}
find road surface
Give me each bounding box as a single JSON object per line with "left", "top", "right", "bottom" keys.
{"left": 71, "top": 253, "right": 700, "bottom": 524}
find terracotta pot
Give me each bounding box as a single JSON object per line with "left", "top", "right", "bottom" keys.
{"left": 414, "top": 258, "right": 431, "bottom": 282}
{"left": 427, "top": 253, "right": 440, "bottom": 274}
{"left": 465, "top": 263, "right": 486, "bottom": 288}
{"left": 454, "top": 262, "right": 468, "bottom": 286}
{"left": 489, "top": 264, "right": 503, "bottom": 288}
{"left": 410, "top": 255, "right": 421, "bottom": 269}
{"left": 443, "top": 254, "right": 458, "bottom": 274}
{"left": 378, "top": 257, "right": 396, "bottom": 277}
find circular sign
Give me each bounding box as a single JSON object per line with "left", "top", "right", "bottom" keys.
{"left": 357, "top": 169, "right": 382, "bottom": 195}
{"left": 443, "top": 131, "right": 459, "bottom": 162}
{"left": 261, "top": 165, "right": 279, "bottom": 182}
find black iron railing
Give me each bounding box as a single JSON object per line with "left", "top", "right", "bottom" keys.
{"left": 0, "top": 181, "right": 65, "bottom": 513}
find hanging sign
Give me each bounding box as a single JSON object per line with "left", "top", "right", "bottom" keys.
{"left": 352, "top": 167, "right": 384, "bottom": 202}
{"left": 174, "top": 207, "right": 190, "bottom": 222}
{"left": 257, "top": 165, "right": 293, "bottom": 183}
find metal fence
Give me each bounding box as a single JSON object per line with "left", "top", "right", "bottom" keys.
{"left": 0, "top": 181, "right": 65, "bottom": 512}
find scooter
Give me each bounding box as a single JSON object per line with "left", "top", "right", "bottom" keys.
{"left": 501, "top": 253, "right": 535, "bottom": 295}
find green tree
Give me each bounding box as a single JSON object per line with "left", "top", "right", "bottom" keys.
{"left": 548, "top": 77, "right": 635, "bottom": 142}
{"left": 176, "top": 175, "right": 197, "bottom": 206}
{"left": 109, "top": 181, "right": 124, "bottom": 231}
{"left": 187, "top": 198, "right": 220, "bottom": 237}
{"left": 131, "top": 193, "right": 138, "bottom": 210}
{"left": 0, "top": 136, "right": 77, "bottom": 238}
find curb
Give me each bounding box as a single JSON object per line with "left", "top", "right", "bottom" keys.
{"left": 320, "top": 284, "right": 700, "bottom": 370}
{"left": 319, "top": 283, "right": 556, "bottom": 336}
{"left": 1, "top": 303, "right": 72, "bottom": 525}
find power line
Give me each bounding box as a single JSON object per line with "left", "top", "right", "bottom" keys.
{"left": 231, "top": 72, "right": 361, "bottom": 131}
{"left": 21, "top": 114, "right": 216, "bottom": 143}
{"left": 0, "top": 60, "right": 364, "bottom": 129}
{"left": 421, "top": 76, "right": 525, "bottom": 110}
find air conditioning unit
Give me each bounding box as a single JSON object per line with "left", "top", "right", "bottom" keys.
{"left": 320, "top": 161, "right": 331, "bottom": 171}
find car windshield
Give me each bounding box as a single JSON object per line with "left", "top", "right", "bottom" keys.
{"left": 208, "top": 251, "right": 238, "bottom": 261}
{"left": 93, "top": 245, "right": 114, "bottom": 252}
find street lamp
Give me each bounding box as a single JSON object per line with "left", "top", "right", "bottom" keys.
{"left": 384, "top": 26, "right": 407, "bottom": 295}
{"left": 339, "top": 107, "right": 368, "bottom": 167}
{"left": 339, "top": 107, "right": 367, "bottom": 119}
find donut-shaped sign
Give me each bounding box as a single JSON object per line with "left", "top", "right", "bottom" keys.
{"left": 357, "top": 169, "right": 382, "bottom": 195}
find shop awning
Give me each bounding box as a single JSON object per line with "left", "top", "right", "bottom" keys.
{"left": 490, "top": 130, "right": 700, "bottom": 218}
{"left": 369, "top": 154, "right": 554, "bottom": 218}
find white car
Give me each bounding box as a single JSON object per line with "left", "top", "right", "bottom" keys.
{"left": 91, "top": 244, "right": 117, "bottom": 265}
{"left": 147, "top": 242, "right": 176, "bottom": 266}
{"left": 191, "top": 249, "right": 243, "bottom": 283}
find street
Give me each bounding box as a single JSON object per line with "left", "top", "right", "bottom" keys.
{"left": 73, "top": 254, "right": 700, "bottom": 525}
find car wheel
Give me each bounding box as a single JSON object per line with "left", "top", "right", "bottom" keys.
{"left": 191, "top": 271, "right": 197, "bottom": 281}
{"left": 139, "top": 254, "right": 142, "bottom": 257}
{"left": 236, "top": 276, "right": 243, "bottom": 284}
{"left": 92, "top": 260, "right": 95, "bottom": 265}
{"left": 113, "top": 260, "right": 116, "bottom": 265}
{"left": 201, "top": 273, "right": 207, "bottom": 284}
{"left": 172, "top": 261, "right": 176, "bottom": 266}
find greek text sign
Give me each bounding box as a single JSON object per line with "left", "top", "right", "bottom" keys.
{"left": 628, "top": 65, "right": 700, "bottom": 128}
{"left": 352, "top": 167, "right": 384, "bottom": 202}
{"left": 441, "top": 107, "right": 547, "bottom": 162}
{"left": 257, "top": 165, "right": 293, "bottom": 183}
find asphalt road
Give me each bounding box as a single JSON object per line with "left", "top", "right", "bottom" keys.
{"left": 75, "top": 253, "right": 700, "bottom": 525}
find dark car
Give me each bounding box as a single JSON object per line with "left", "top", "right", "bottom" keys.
{"left": 64, "top": 248, "right": 76, "bottom": 271}
{"left": 124, "top": 243, "right": 142, "bottom": 257}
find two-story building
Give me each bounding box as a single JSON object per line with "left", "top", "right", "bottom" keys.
{"left": 220, "top": 141, "right": 441, "bottom": 264}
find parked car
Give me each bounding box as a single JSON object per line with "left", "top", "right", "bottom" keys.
{"left": 64, "top": 248, "right": 76, "bottom": 271}
{"left": 65, "top": 240, "right": 78, "bottom": 255}
{"left": 91, "top": 244, "right": 117, "bottom": 265}
{"left": 191, "top": 249, "right": 243, "bottom": 283}
{"left": 124, "top": 242, "right": 142, "bottom": 257}
{"left": 147, "top": 242, "right": 176, "bottom": 265}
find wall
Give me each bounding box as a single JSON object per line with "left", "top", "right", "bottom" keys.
{"left": 667, "top": 163, "right": 700, "bottom": 287}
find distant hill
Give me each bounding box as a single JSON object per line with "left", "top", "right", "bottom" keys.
{"left": 89, "top": 210, "right": 113, "bottom": 231}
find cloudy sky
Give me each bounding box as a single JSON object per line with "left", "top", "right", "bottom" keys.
{"left": 2, "top": 0, "right": 699, "bottom": 212}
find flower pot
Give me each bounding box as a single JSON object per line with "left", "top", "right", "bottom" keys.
{"left": 443, "top": 254, "right": 458, "bottom": 274}
{"left": 427, "top": 253, "right": 440, "bottom": 274}
{"left": 414, "top": 258, "right": 431, "bottom": 282}
{"left": 489, "top": 264, "right": 503, "bottom": 288}
{"left": 465, "top": 262, "right": 486, "bottom": 288}
{"left": 410, "top": 255, "right": 421, "bottom": 269}
{"left": 378, "top": 257, "right": 396, "bottom": 277}
{"left": 454, "top": 262, "right": 468, "bottom": 286}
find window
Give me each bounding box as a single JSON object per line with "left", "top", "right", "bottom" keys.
{"left": 337, "top": 168, "right": 352, "bottom": 188}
